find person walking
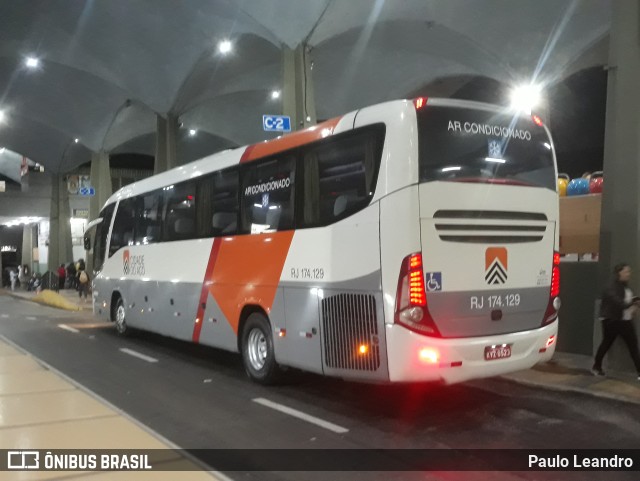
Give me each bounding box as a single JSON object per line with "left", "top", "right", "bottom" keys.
{"left": 77, "top": 265, "right": 90, "bottom": 303}
{"left": 592, "top": 263, "right": 640, "bottom": 380}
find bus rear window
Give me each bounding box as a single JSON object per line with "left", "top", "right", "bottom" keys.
{"left": 417, "top": 106, "right": 555, "bottom": 190}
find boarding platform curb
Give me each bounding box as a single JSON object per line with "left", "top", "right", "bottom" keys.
{"left": 2, "top": 289, "right": 89, "bottom": 311}
{"left": 500, "top": 366, "right": 640, "bottom": 406}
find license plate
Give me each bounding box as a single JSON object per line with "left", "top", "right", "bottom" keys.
{"left": 484, "top": 344, "right": 512, "bottom": 361}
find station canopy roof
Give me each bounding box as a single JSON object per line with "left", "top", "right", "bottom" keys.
{"left": 0, "top": 0, "right": 611, "bottom": 172}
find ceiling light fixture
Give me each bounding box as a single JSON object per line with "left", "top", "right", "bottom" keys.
{"left": 189, "top": 129, "right": 197, "bottom": 136}
{"left": 25, "top": 57, "right": 39, "bottom": 68}
{"left": 218, "top": 40, "right": 232, "bottom": 55}
{"left": 271, "top": 90, "right": 281, "bottom": 100}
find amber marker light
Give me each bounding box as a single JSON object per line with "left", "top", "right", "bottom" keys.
{"left": 419, "top": 347, "right": 439, "bottom": 364}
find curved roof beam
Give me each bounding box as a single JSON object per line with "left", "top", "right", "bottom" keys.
{"left": 180, "top": 89, "right": 289, "bottom": 146}
{"left": 0, "top": 1, "right": 288, "bottom": 113}
{"left": 307, "top": 0, "right": 611, "bottom": 53}
{"left": 111, "top": 130, "right": 237, "bottom": 158}
{"left": 0, "top": 113, "right": 91, "bottom": 172}
{"left": 312, "top": 19, "right": 513, "bottom": 82}
{"left": 234, "top": 0, "right": 333, "bottom": 48}
{"left": 311, "top": 21, "right": 508, "bottom": 118}
{"left": 543, "top": 31, "right": 609, "bottom": 87}
{"left": 101, "top": 100, "right": 157, "bottom": 152}
{"left": 172, "top": 35, "right": 282, "bottom": 114}
{"left": 0, "top": 58, "right": 152, "bottom": 151}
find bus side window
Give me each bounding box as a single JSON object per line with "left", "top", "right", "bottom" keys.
{"left": 241, "top": 157, "right": 295, "bottom": 234}
{"left": 302, "top": 126, "right": 384, "bottom": 227}
{"left": 135, "top": 190, "right": 163, "bottom": 245}
{"left": 94, "top": 204, "right": 114, "bottom": 270}
{"left": 197, "top": 168, "right": 240, "bottom": 237}
{"left": 163, "top": 182, "right": 197, "bottom": 241}
{"left": 109, "top": 198, "right": 136, "bottom": 257}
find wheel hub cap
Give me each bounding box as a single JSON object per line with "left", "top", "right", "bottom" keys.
{"left": 247, "top": 328, "right": 267, "bottom": 370}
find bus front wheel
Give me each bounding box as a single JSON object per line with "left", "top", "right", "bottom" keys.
{"left": 113, "top": 297, "right": 129, "bottom": 336}
{"left": 241, "top": 313, "right": 280, "bottom": 384}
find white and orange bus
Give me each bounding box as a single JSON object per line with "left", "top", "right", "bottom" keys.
{"left": 89, "top": 97, "right": 560, "bottom": 384}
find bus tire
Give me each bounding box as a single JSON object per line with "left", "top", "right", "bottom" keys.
{"left": 113, "top": 297, "right": 129, "bottom": 336}
{"left": 241, "top": 312, "right": 280, "bottom": 384}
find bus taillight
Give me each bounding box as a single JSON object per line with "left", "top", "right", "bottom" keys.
{"left": 551, "top": 252, "right": 560, "bottom": 298}
{"left": 542, "top": 251, "right": 561, "bottom": 325}
{"left": 395, "top": 253, "right": 441, "bottom": 336}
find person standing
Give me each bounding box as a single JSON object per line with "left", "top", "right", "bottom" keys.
{"left": 17, "top": 264, "right": 24, "bottom": 289}
{"left": 9, "top": 269, "right": 17, "bottom": 291}
{"left": 21, "top": 265, "right": 29, "bottom": 290}
{"left": 592, "top": 263, "right": 640, "bottom": 380}
{"left": 67, "top": 262, "right": 77, "bottom": 289}
{"left": 57, "top": 263, "right": 66, "bottom": 290}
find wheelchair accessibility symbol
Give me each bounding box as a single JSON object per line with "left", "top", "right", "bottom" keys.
{"left": 425, "top": 272, "right": 442, "bottom": 292}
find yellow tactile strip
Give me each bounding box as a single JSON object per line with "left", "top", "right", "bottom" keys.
{"left": 0, "top": 339, "right": 220, "bottom": 481}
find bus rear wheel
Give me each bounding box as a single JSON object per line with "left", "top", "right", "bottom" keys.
{"left": 113, "top": 297, "right": 129, "bottom": 336}
{"left": 241, "top": 313, "right": 280, "bottom": 384}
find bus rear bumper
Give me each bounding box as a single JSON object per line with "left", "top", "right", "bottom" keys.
{"left": 385, "top": 321, "right": 558, "bottom": 384}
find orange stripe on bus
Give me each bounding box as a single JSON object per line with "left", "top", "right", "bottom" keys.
{"left": 239, "top": 117, "right": 342, "bottom": 163}
{"left": 193, "top": 237, "right": 223, "bottom": 343}
{"left": 239, "top": 144, "right": 256, "bottom": 163}
{"left": 207, "top": 231, "right": 295, "bottom": 334}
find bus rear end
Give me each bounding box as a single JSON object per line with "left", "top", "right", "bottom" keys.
{"left": 385, "top": 99, "right": 559, "bottom": 384}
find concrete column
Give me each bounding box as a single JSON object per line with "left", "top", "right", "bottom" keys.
{"left": 87, "top": 151, "right": 112, "bottom": 274}
{"left": 20, "top": 171, "right": 29, "bottom": 193}
{"left": 154, "top": 113, "right": 179, "bottom": 174}
{"left": 166, "top": 113, "right": 178, "bottom": 169}
{"left": 48, "top": 174, "right": 73, "bottom": 272}
{"left": 89, "top": 151, "right": 112, "bottom": 222}
{"left": 282, "top": 44, "right": 316, "bottom": 131}
{"left": 154, "top": 115, "right": 167, "bottom": 174}
{"left": 21, "top": 224, "right": 33, "bottom": 272}
{"left": 596, "top": 0, "right": 640, "bottom": 372}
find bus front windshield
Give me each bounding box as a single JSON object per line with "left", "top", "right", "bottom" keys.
{"left": 417, "top": 105, "right": 556, "bottom": 191}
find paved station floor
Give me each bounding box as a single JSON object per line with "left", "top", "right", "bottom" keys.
{"left": 0, "top": 336, "right": 221, "bottom": 480}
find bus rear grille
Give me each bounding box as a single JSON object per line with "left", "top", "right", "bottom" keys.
{"left": 321, "top": 294, "right": 380, "bottom": 371}
{"left": 434, "top": 210, "right": 548, "bottom": 221}
{"left": 433, "top": 210, "right": 547, "bottom": 243}
{"left": 438, "top": 235, "right": 544, "bottom": 243}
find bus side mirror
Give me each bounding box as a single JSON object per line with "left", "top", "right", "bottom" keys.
{"left": 84, "top": 235, "right": 91, "bottom": 251}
